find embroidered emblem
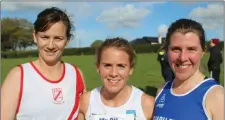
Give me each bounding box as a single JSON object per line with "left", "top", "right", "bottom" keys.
{"left": 52, "top": 88, "right": 64, "bottom": 104}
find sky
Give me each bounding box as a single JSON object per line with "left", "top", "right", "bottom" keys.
{"left": 1, "top": 1, "right": 224, "bottom": 48}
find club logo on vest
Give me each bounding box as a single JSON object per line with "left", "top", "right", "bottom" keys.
{"left": 156, "top": 94, "right": 166, "bottom": 108}
{"left": 126, "top": 110, "right": 136, "bottom": 117}
{"left": 52, "top": 88, "right": 64, "bottom": 104}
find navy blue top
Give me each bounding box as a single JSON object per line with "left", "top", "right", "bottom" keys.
{"left": 153, "top": 78, "right": 219, "bottom": 120}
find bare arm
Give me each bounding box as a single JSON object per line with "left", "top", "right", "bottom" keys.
{"left": 205, "top": 86, "right": 224, "bottom": 120}
{"left": 1, "top": 66, "right": 22, "bottom": 120}
{"left": 78, "top": 92, "right": 91, "bottom": 120}
{"left": 142, "top": 93, "right": 155, "bottom": 120}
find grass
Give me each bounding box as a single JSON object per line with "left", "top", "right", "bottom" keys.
{"left": 1, "top": 53, "right": 224, "bottom": 96}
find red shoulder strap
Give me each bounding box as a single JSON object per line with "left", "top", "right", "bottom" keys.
{"left": 16, "top": 64, "right": 24, "bottom": 114}
{"left": 67, "top": 65, "right": 84, "bottom": 120}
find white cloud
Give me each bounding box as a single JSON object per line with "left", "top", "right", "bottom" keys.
{"left": 158, "top": 24, "right": 168, "bottom": 37}
{"left": 189, "top": 4, "right": 224, "bottom": 30}
{"left": 1, "top": 2, "right": 121, "bottom": 20}
{"left": 96, "top": 4, "right": 151, "bottom": 29}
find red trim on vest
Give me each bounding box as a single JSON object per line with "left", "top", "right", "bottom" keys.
{"left": 16, "top": 65, "right": 24, "bottom": 114}
{"left": 30, "top": 61, "right": 65, "bottom": 83}
{"left": 67, "top": 65, "right": 84, "bottom": 120}
{"left": 74, "top": 116, "right": 78, "bottom": 120}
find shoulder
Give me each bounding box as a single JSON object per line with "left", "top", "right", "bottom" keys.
{"left": 68, "top": 64, "right": 84, "bottom": 76}
{"left": 141, "top": 93, "right": 154, "bottom": 106}
{"left": 2, "top": 66, "right": 22, "bottom": 87}
{"left": 66, "top": 63, "right": 81, "bottom": 71}
{"left": 79, "top": 91, "right": 91, "bottom": 114}
{"left": 141, "top": 93, "right": 155, "bottom": 119}
{"left": 1, "top": 66, "right": 23, "bottom": 120}
{"left": 206, "top": 85, "right": 224, "bottom": 103}
{"left": 68, "top": 63, "right": 87, "bottom": 92}
{"left": 206, "top": 85, "right": 224, "bottom": 100}
{"left": 80, "top": 91, "right": 91, "bottom": 104}
{"left": 205, "top": 85, "right": 224, "bottom": 118}
{"left": 1, "top": 66, "right": 23, "bottom": 101}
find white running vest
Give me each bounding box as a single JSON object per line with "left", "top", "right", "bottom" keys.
{"left": 16, "top": 62, "right": 84, "bottom": 120}
{"left": 85, "top": 86, "right": 146, "bottom": 120}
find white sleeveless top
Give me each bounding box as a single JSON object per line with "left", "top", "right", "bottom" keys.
{"left": 16, "top": 62, "right": 84, "bottom": 120}
{"left": 85, "top": 86, "right": 146, "bottom": 120}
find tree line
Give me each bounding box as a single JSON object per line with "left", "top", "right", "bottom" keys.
{"left": 1, "top": 18, "right": 35, "bottom": 51}
{"left": 2, "top": 18, "right": 224, "bottom": 52}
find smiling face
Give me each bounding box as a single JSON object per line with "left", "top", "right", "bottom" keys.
{"left": 97, "top": 47, "right": 133, "bottom": 94}
{"left": 168, "top": 32, "right": 204, "bottom": 81}
{"left": 33, "top": 21, "right": 69, "bottom": 64}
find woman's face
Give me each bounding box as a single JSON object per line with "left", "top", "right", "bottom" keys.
{"left": 33, "top": 21, "right": 69, "bottom": 64}
{"left": 97, "top": 47, "right": 133, "bottom": 94}
{"left": 168, "top": 32, "right": 204, "bottom": 81}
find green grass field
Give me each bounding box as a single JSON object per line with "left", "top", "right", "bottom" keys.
{"left": 1, "top": 53, "right": 224, "bottom": 96}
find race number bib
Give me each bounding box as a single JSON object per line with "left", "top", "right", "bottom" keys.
{"left": 89, "top": 114, "right": 135, "bottom": 120}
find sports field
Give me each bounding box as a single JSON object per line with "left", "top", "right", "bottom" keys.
{"left": 1, "top": 53, "right": 224, "bottom": 96}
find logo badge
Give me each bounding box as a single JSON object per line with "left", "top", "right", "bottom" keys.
{"left": 156, "top": 94, "right": 166, "bottom": 108}
{"left": 126, "top": 110, "right": 136, "bottom": 117}
{"left": 52, "top": 88, "right": 64, "bottom": 104}
{"left": 159, "top": 94, "right": 166, "bottom": 103}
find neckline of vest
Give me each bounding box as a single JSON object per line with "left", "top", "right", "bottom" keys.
{"left": 170, "top": 78, "right": 213, "bottom": 96}
{"left": 29, "top": 61, "right": 66, "bottom": 83}
{"left": 97, "top": 85, "right": 135, "bottom": 109}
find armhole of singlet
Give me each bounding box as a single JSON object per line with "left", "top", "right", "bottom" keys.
{"left": 202, "top": 85, "right": 223, "bottom": 120}
{"left": 16, "top": 64, "right": 24, "bottom": 114}
{"left": 67, "top": 65, "right": 84, "bottom": 120}
{"left": 139, "top": 89, "right": 147, "bottom": 120}
{"left": 85, "top": 89, "right": 94, "bottom": 120}
{"left": 155, "top": 82, "right": 169, "bottom": 102}
{"left": 73, "top": 65, "right": 84, "bottom": 94}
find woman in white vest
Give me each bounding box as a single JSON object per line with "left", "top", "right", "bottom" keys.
{"left": 78, "top": 37, "right": 154, "bottom": 120}
{"left": 1, "top": 7, "right": 85, "bottom": 120}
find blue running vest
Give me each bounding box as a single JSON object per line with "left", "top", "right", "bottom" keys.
{"left": 153, "top": 78, "right": 219, "bottom": 120}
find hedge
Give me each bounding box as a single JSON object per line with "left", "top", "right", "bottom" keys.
{"left": 1, "top": 43, "right": 223, "bottom": 59}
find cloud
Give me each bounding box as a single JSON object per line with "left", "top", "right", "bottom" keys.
{"left": 158, "top": 24, "right": 168, "bottom": 37}
{"left": 96, "top": 4, "right": 151, "bottom": 29}
{"left": 1, "top": 2, "right": 121, "bottom": 20}
{"left": 1, "top": 2, "right": 93, "bottom": 19}
{"left": 189, "top": 3, "right": 224, "bottom": 30}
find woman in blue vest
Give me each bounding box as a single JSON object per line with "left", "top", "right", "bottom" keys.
{"left": 153, "top": 18, "right": 224, "bottom": 120}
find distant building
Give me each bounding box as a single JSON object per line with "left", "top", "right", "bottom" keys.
{"left": 130, "top": 36, "right": 165, "bottom": 45}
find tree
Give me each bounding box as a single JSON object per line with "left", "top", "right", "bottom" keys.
{"left": 90, "top": 40, "right": 103, "bottom": 48}
{"left": 1, "top": 18, "right": 34, "bottom": 51}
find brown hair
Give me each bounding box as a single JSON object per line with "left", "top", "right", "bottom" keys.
{"left": 165, "top": 18, "right": 206, "bottom": 51}
{"left": 33, "top": 7, "right": 73, "bottom": 40}
{"left": 96, "top": 37, "right": 136, "bottom": 68}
